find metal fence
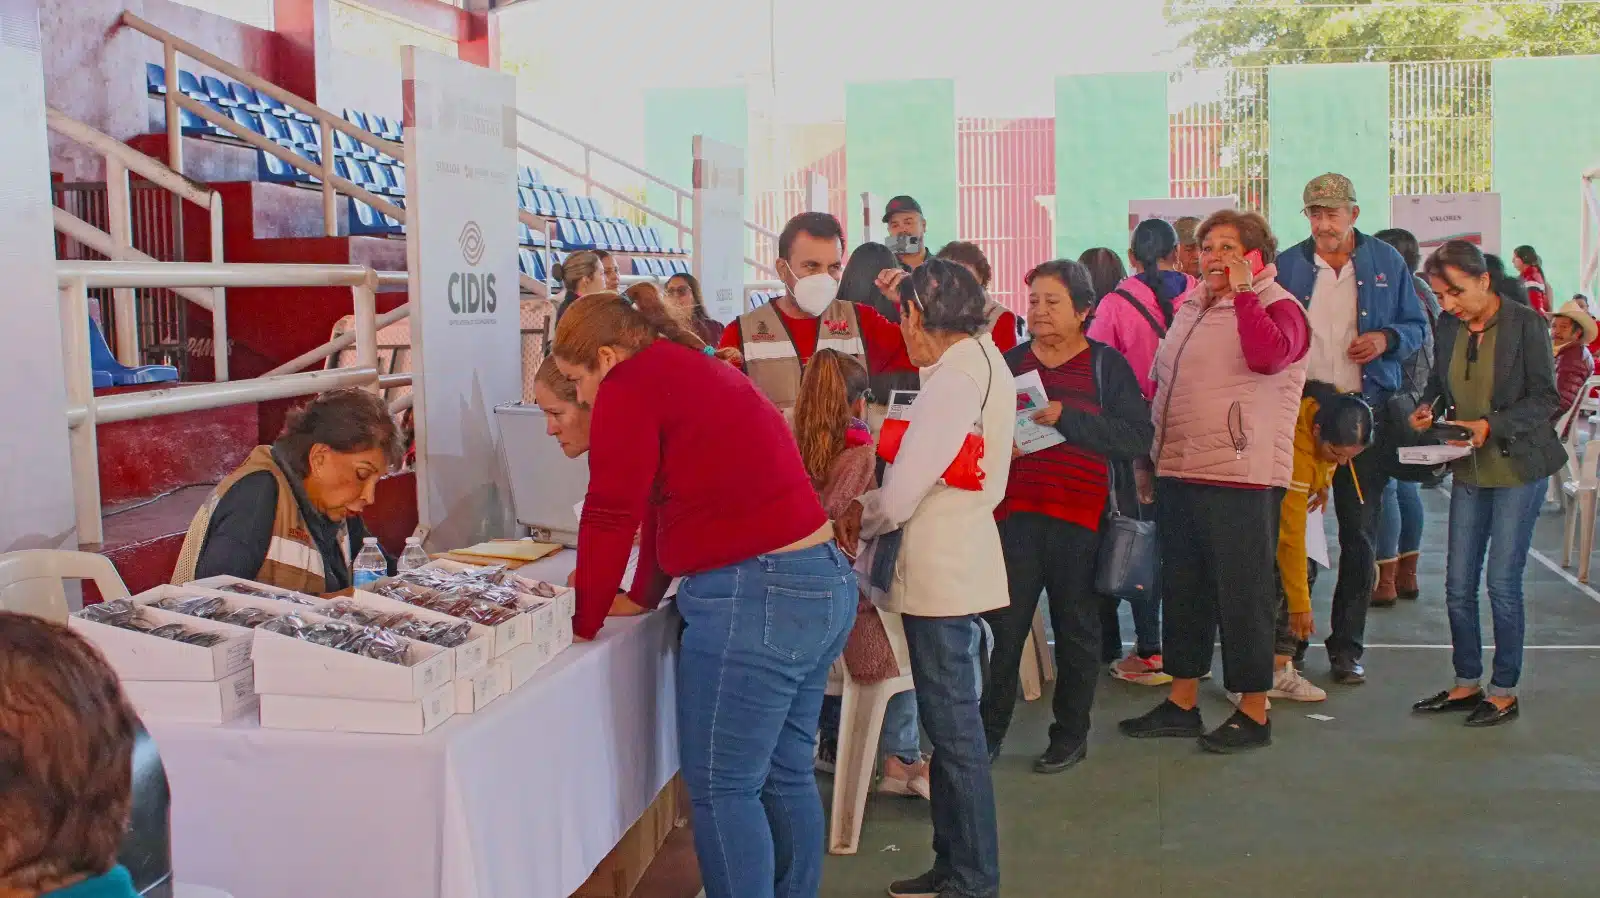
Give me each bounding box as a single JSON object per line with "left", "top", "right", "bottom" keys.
{"left": 957, "top": 117, "right": 1056, "bottom": 313}
{"left": 1390, "top": 60, "right": 1494, "bottom": 197}
{"left": 1169, "top": 66, "right": 1271, "bottom": 216}
{"left": 51, "top": 181, "right": 189, "bottom": 376}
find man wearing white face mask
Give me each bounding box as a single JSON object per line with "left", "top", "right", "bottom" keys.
{"left": 720, "top": 212, "right": 915, "bottom": 412}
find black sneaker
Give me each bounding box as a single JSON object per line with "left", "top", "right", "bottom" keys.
{"left": 1330, "top": 656, "right": 1366, "bottom": 685}
{"left": 1118, "top": 700, "right": 1204, "bottom": 739}
{"left": 1198, "top": 710, "right": 1272, "bottom": 754}
{"left": 815, "top": 736, "right": 837, "bottom": 774}
{"left": 1033, "top": 739, "right": 1087, "bottom": 774}
{"left": 887, "top": 869, "right": 947, "bottom": 898}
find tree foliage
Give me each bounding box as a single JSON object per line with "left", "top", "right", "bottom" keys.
{"left": 1168, "top": 0, "right": 1600, "bottom": 67}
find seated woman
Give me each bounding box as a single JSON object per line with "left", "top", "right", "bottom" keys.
{"left": 0, "top": 612, "right": 143, "bottom": 898}
{"left": 1258, "top": 380, "right": 1375, "bottom": 707}
{"left": 664, "top": 272, "right": 726, "bottom": 348}
{"left": 173, "top": 388, "right": 403, "bottom": 594}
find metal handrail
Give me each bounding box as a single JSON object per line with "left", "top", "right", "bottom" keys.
{"left": 57, "top": 261, "right": 401, "bottom": 546}
{"left": 119, "top": 11, "right": 403, "bottom": 237}
{"left": 47, "top": 107, "right": 230, "bottom": 379}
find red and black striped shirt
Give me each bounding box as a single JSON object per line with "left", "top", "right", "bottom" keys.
{"left": 996, "top": 348, "right": 1110, "bottom": 531}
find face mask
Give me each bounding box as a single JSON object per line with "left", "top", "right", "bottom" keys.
{"left": 885, "top": 234, "right": 923, "bottom": 256}
{"left": 788, "top": 267, "right": 838, "bottom": 317}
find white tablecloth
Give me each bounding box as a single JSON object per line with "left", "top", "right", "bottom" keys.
{"left": 148, "top": 551, "right": 679, "bottom": 898}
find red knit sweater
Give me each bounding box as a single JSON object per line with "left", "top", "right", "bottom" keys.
{"left": 574, "top": 340, "right": 827, "bottom": 638}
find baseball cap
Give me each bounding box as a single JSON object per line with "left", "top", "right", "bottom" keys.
{"left": 1303, "top": 173, "right": 1357, "bottom": 211}
{"left": 882, "top": 195, "right": 923, "bottom": 223}
{"left": 1173, "top": 216, "right": 1200, "bottom": 246}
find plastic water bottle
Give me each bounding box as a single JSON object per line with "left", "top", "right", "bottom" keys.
{"left": 352, "top": 537, "right": 386, "bottom": 589}
{"left": 397, "top": 536, "right": 429, "bottom": 573}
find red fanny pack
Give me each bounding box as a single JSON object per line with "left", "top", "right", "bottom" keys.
{"left": 877, "top": 420, "right": 987, "bottom": 491}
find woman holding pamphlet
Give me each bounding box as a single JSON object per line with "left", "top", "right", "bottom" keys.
{"left": 978, "top": 259, "right": 1153, "bottom": 775}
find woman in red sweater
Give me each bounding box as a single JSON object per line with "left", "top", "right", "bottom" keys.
{"left": 552, "top": 292, "right": 856, "bottom": 898}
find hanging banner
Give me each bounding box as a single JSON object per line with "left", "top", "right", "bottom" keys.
{"left": 804, "top": 171, "right": 830, "bottom": 215}
{"left": 1390, "top": 193, "right": 1502, "bottom": 257}
{"left": 692, "top": 136, "right": 746, "bottom": 324}
{"left": 1128, "top": 197, "right": 1238, "bottom": 235}
{"left": 403, "top": 47, "right": 522, "bottom": 551}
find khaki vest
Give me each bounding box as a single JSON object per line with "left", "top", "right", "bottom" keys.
{"left": 1150, "top": 277, "right": 1308, "bottom": 489}
{"left": 875, "top": 335, "right": 1016, "bottom": 618}
{"left": 172, "top": 446, "right": 342, "bottom": 593}
{"left": 738, "top": 299, "right": 866, "bottom": 410}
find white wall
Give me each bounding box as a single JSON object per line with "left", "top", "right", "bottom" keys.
{"left": 0, "top": 0, "right": 80, "bottom": 553}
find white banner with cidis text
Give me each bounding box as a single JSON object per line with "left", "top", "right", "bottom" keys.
{"left": 403, "top": 47, "right": 521, "bottom": 551}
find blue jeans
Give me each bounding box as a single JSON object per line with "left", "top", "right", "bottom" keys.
{"left": 903, "top": 614, "right": 999, "bottom": 897}
{"left": 1444, "top": 478, "right": 1546, "bottom": 697}
{"left": 1377, "top": 479, "right": 1426, "bottom": 560}
{"left": 818, "top": 690, "right": 920, "bottom": 762}
{"left": 676, "top": 543, "right": 856, "bottom": 898}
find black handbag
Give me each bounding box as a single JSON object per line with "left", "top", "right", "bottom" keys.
{"left": 1089, "top": 349, "right": 1160, "bottom": 600}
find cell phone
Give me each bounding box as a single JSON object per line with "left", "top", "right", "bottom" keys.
{"left": 885, "top": 234, "right": 923, "bottom": 256}
{"left": 1244, "top": 249, "right": 1266, "bottom": 277}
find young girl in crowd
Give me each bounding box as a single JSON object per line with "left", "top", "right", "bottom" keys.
{"left": 801, "top": 349, "right": 929, "bottom": 799}
{"left": 1513, "top": 245, "right": 1550, "bottom": 317}
{"left": 1086, "top": 217, "right": 1197, "bottom": 685}
{"left": 1251, "top": 381, "right": 1375, "bottom": 707}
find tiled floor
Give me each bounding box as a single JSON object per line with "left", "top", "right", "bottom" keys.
{"left": 634, "top": 487, "right": 1600, "bottom": 897}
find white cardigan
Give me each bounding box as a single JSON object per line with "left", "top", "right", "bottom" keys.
{"left": 858, "top": 335, "right": 1015, "bottom": 618}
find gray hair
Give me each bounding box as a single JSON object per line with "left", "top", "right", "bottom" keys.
{"left": 906, "top": 258, "right": 988, "bottom": 335}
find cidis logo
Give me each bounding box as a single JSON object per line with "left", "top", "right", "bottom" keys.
{"left": 449, "top": 220, "right": 497, "bottom": 315}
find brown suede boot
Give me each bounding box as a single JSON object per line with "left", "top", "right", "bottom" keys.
{"left": 1395, "top": 552, "right": 1421, "bottom": 600}
{"left": 1371, "top": 559, "right": 1399, "bottom": 608}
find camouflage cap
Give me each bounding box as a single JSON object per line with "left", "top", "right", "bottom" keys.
{"left": 1302, "top": 173, "right": 1357, "bottom": 211}
{"left": 1173, "top": 216, "right": 1201, "bottom": 245}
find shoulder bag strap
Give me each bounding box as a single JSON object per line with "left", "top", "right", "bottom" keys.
{"left": 1112, "top": 288, "right": 1167, "bottom": 338}
{"left": 1091, "top": 346, "right": 1122, "bottom": 518}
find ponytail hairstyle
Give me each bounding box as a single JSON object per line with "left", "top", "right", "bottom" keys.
{"left": 792, "top": 348, "right": 870, "bottom": 485}
{"left": 1302, "top": 380, "right": 1375, "bottom": 449}
{"left": 551, "top": 250, "right": 603, "bottom": 297}
{"left": 1513, "top": 243, "right": 1551, "bottom": 297}
{"left": 1130, "top": 218, "right": 1180, "bottom": 324}
{"left": 552, "top": 289, "right": 708, "bottom": 369}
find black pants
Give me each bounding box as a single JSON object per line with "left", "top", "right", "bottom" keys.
{"left": 1158, "top": 479, "right": 1283, "bottom": 695}
{"left": 1327, "top": 433, "right": 1392, "bottom": 662}
{"left": 1273, "top": 564, "right": 1310, "bottom": 662}
{"left": 980, "top": 513, "right": 1102, "bottom": 751}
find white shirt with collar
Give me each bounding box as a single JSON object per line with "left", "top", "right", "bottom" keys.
{"left": 1305, "top": 252, "right": 1363, "bottom": 392}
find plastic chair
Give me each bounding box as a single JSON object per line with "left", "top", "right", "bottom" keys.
{"left": 145, "top": 63, "right": 166, "bottom": 96}
{"left": 229, "top": 82, "right": 264, "bottom": 112}
{"left": 89, "top": 317, "right": 177, "bottom": 386}
{"left": 200, "top": 75, "right": 236, "bottom": 107}
{"left": 0, "top": 549, "right": 131, "bottom": 622}
{"left": 825, "top": 608, "right": 915, "bottom": 856}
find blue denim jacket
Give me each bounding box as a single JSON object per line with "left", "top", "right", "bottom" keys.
{"left": 1275, "top": 230, "right": 1428, "bottom": 403}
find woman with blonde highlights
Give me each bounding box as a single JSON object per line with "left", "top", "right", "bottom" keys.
{"left": 553, "top": 289, "right": 856, "bottom": 898}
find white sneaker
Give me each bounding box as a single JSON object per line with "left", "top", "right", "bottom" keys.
{"left": 1226, "top": 691, "right": 1272, "bottom": 711}
{"left": 1268, "top": 663, "right": 1328, "bottom": 702}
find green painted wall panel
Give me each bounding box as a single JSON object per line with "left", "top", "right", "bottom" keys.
{"left": 1494, "top": 56, "right": 1600, "bottom": 293}
{"left": 1054, "top": 72, "right": 1169, "bottom": 258}
{"left": 642, "top": 86, "right": 748, "bottom": 250}
{"left": 1267, "top": 63, "right": 1390, "bottom": 244}
{"left": 845, "top": 79, "right": 957, "bottom": 250}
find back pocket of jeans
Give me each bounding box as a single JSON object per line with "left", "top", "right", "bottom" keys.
{"left": 763, "top": 585, "right": 837, "bottom": 662}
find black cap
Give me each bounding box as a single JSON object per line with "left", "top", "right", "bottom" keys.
{"left": 882, "top": 195, "right": 922, "bottom": 223}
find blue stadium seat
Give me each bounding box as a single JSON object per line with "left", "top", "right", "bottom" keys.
{"left": 344, "top": 109, "right": 370, "bottom": 131}
{"left": 259, "top": 113, "right": 291, "bottom": 145}
{"left": 349, "top": 199, "right": 400, "bottom": 237}
{"left": 606, "top": 221, "right": 634, "bottom": 252}
{"left": 333, "top": 157, "right": 353, "bottom": 184}
{"left": 350, "top": 159, "right": 378, "bottom": 189}
{"left": 623, "top": 224, "right": 647, "bottom": 252}
{"left": 229, "top": 82, "right": 265, "bottom": 112}
{"left": 229, "top": 107, "right": 263, "bottom": 136}
{"left": 517, "top": 166, "right": 539, "bottom": 188}
{"left": 518, "top": 249, "right": 536, "bottom": 277}
{"left": 631, "top": 257, "right": 652, "bottom": 276}
{"left": 373, "top": 163, "right": 404, "bottom": 195}
{"left": 201, "top": 75, "right": 237, "bottom": 106}
{"left": 531, "top": 188, "right": 559, "bottom": 218}
{"left": 371, "top": 115, "right": 402, "bottom": 142}
{"left": 287, "top": 120, "right": 317, "bottom": 148}
{"left": 176, "top": 70, "right": 206, "bottom": 99}
{"left": 516, "top": 186, "right": 534, "bottom": 212}
{"left": 145, "top": 63, "right": 166, "bottom": 95}
{"left": 258, "top": 149, "right": 300, "bottom": 184}
{"left": 642, "top": 227, "right": 664, "bottom": 253}
{"left": 256, "top": 92, "right": 294, "bottom": 120}
{"left": 178, "top": 107, "right": 212, "bottom": 137}
{"left": 289, "top": 145, "right": 322, "bottom": 184}
{"left": 674, "top": 259, "right": 692, "bottom": 275}
{"left": 556, "top": 219, "right": 590, "bottom": 249}
{"left": 89, "top": 317, "right": 177, "bottom": 386}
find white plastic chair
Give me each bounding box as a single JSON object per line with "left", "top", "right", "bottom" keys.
{"left": 1550, "top": 375, "right": 1600, "bottom": 505}
{"left": 1564, "top": 438, "right": 1600, "bottom": 582}
{"left": 0, "top": 550, "right": 130, "bottom": 622}
{"left": 825, "top": 607, "right": 915, "bottom": 856}
{"left": 1018, "top": 605, "right": 1055, "bottom": 701}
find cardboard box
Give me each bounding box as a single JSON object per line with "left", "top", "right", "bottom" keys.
{"left": 422, "top": 559, "right": 574, "bottom": 611}
{"left": 572, "top": 776, "right": 686, "bottom": 898}
{"left": 494, "top": 641, "right": 550, "bottom": 693}
{"left": 343, "top": 589, "right": 493, "bottom": 677}
{"left": 259, "top": 683, "right": 456, "bottom": 735}
{"left": 454, "top": 665, "right": 504, "bottom": 714}
{"left": 252, "top": 619, "right": 455, "bottom": 702}
{"left": 70, "top": 606, "right": 254, "bottom": 682}
{"left": 123, "top": 667, "right": 258, "bottom": 725}
{"left": 371, "top": 574, "right": 533, "bottom": 658}
{"left": 133, "top": 583, "right": 317, "bottom": 622}
{"left": 185, "top": 575, "right": 326, "bottom": 609}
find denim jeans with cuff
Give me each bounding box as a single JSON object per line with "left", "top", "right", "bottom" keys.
{"left": 1444, "top": 478, "right": 1546, "bottom": 697}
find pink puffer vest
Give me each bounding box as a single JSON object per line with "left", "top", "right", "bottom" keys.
{"left": 1150, "top": 269, "right": 1308, "bottom": 488}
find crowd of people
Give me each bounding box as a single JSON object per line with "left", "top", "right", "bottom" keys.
{"left": 1, "top": 174, "right": 1584, "bottom": 898}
